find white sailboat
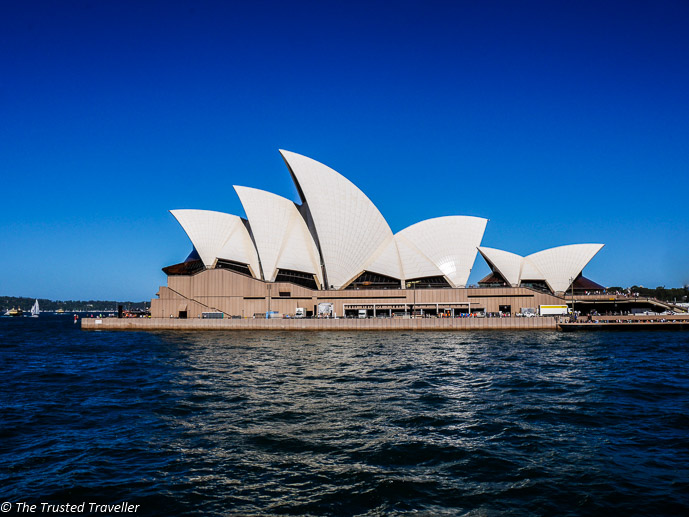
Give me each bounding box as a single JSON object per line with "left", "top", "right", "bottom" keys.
{"left": 30, "top": 299, "right": 40, "bottom": 318}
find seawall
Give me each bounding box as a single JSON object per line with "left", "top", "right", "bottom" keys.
{"left": 81, "top": 316, "right": 558, "bottom": 331}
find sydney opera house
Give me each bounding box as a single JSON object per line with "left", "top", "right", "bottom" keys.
{"left": 150, "top": 150, "right": 604, "bottom": 319}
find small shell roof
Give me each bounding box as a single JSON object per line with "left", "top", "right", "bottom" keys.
{"left": 234, "top": 186, "right": 323, "bottom": 286}
{"left": 478, "top": 247, "right": 523, "bottom": 286}
{"left": 526, "top": 243, "right": 604, "bottom": 292}
{"left": 170, "top": 209, "right": 260, "bottom": 277}
{"left": 396, "top": 216, "right": 488, "bottom": 287}
{"left": 479, "top": 243, "right": 604, "bottom": 292}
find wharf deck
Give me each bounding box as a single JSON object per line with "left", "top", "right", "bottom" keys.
{"left": 81, "top": 316, "right": 557, "bottom": 331}
{"left": 559, "top": 314, "right": 689, "bottom": 331}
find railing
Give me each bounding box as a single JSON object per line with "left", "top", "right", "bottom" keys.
{"left": 560, "top": 314, "right": 689, "bottom": 324}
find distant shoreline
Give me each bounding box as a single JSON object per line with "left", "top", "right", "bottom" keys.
{"left": 1, "top": 295, "right": 148, "bottom": 313}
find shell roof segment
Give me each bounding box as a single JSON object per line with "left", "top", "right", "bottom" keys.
{"left": 519, "top": 258, "right": 545, "bottom": 281}
{"left": 526, "top": 243, "right": 604, "bottom": 293}
{"left": 396, "top": 216, "right": 488, "bottom": 287}
{"left": 394, "top": 234, "right": 446, "bottom": 280}
{"left": 477, "top": 247, "right": 524, "bottom": 286}
{"left": 360, "top": 236, "right": 405, "bottom": 285}
{"left": 280, "top": 149, "right": 401, "bottom": 288}
{"left": 233, "top": 186, "right": 323, "bottom": 286}
{"left": 170, "top": 209, "right": 260, "bottom": 277}
{"left": 478, "top": 243, "right": 604, "bottom": 292}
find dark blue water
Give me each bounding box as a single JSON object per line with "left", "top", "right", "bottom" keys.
{"left": 1, "top": 316, "right": 688, "bottom": 516}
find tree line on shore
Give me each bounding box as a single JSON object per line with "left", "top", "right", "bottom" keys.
{"left": 1, "top": 296, "right": 148, "bottom": 312}
{"left": 603, "top": 286, "right": 688, "bottom": 303}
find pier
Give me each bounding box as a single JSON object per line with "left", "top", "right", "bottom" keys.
{"left": 81, "top": 316, "right": 558, "bottom": 331}
{"left": 558, "top": 314, "right": 689, "bottom": 331}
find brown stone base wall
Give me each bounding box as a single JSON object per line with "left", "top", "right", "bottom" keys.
{"left": 82, "top": 316, "right": 558, "bottom": 331}
{"left": 150, "top": 269, "right": 566, "bottom": 321}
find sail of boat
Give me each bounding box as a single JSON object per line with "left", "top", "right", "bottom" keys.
{"left": 31, "top": 299, "right": 40, "bottom": 317}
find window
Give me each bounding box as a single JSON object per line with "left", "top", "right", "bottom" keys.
{"left": 274, "top": 269, "right": 319, "bottom": 290}
{"left": 406, "top": 276, "right": 452, "bottom": 289}
{"left": 215, "top": 259, "right": 253, "bottom": 277}
{"left": 345, "top": 271, "right": 400, "bottom": 290}
{"left": 162, "top": 259, "right": 204, "bottom": 276}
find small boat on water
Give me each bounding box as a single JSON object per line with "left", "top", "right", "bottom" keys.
{"left": 56, "top": 308, "right": 66, "bottom": 314}
{"left": 4, "top": 307, "right": 23, "bottom": 317}
{"left": 30, "top": 299, "right": 40, "bottom": 318}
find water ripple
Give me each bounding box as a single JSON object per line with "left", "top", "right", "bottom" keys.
{"left": 1, "top": 318, "right": 688, "bottom": 515}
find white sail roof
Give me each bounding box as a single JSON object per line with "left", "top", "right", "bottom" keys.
{"left": 168, "top": 151, "right": 604, "bottom": 294}
{"left": 360, "top": 236, "right": 405, "bottom": 284}
{"left": 170, "top": 209, "right": 260, "bottom": 277}
{"left": 395, "top": 234, "right": 446, "bottom": 280}
{"left": 478, "top": 247, "right": 523, "bottom": 286}
{"left": 519, "top": 258, "right": 545, "bottom": 281}
{"left": 396, "top": 216, "right": 488, "bottom": 287}
{"left": 234, "top": 186, "right": 323, "bottom": 286}
{"left": 478, "top": 243, "right": 604, "bottom": 292}
{"left": 280, "top": 150, "right": 402, "bottom": 288}
{"left": 526, "top": 244, "right": 604, "bottom": 293}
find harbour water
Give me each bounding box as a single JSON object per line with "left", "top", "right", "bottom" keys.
{"left": 2, "top": 316, "right": 688, "bottom": 515}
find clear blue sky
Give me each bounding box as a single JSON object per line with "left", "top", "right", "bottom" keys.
{"left": 2, "top": 1, "right": 688, "bottom": 301}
